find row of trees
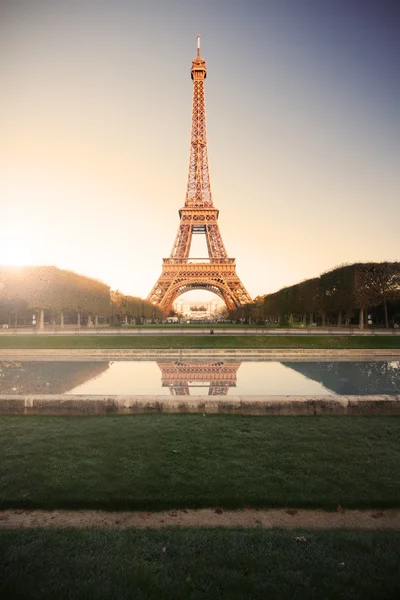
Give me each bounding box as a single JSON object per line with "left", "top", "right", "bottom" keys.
{"left": 0, "top": 266, "right": 164, "bottom": 327}
{"left": 2, "top": 262, "right": 399, "bottom": 329}
{"left": 230, "top": 262, "right": 400, "bottom": 328}
{"left": 111, "top": 290, "right": 164, "bottom": 324}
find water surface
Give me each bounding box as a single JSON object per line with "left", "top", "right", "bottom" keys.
{"left": 1, "top": 359, "right": 399, "bottom": 396}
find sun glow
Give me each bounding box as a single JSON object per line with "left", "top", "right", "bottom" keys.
{"left": 0, "top": 231, "right": 41, "bottom": 267}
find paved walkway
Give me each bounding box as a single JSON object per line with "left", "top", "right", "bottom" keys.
{"left": 1, "top": 348, "right": 399, "bottom": 358}
{"left": 1, "top": 327, "right": 399, "bottom": 336}
{"left": 1, "top": 508, "right": 399, "bottom": 530}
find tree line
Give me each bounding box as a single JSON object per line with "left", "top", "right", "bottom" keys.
{"left": 0, "top": 266, "right": 164, "bottom": 327}
{"left": 229, "top": 262, "right": 400, "bottom": 329}
{"left": 2, "top": 262, "right": 399, "bottom": 329}
{"left": 111, "top": 290, "right": 164, "bottom": 324}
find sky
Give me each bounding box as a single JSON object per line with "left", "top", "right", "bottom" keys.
{"left": 1, "top": 0, "right": 399, "bottom": 303}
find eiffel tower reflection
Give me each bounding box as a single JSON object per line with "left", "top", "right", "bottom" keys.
{"left": 156, "top": 360, "right": 242, "bottom": 396}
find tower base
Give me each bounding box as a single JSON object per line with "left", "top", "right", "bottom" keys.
{"left": 148, "top": 258, "right": 252, "bottom": 314}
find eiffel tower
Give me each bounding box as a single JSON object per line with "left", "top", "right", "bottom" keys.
{"left": 148, "top": 38, "right": 253, "bottom": 314}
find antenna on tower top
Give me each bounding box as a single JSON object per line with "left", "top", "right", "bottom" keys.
{"left": 197, "top": 35, "right": 201, "bottom": 57}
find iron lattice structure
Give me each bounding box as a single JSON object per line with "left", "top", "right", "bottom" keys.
{"left": 157, "top": 360, "right": 242, "bottom": 396}
{"left": 148, "top": 38, "right": 253, "bottom": 314}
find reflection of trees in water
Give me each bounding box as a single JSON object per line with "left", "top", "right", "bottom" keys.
{"left": 0, "top": 361, "right": 110, "bottom": 394}
{"left": 157, "top": 361, "right": 242, "bottom": 396}
{"left": 282, "top": 361, "right": 400, "bottom": 395}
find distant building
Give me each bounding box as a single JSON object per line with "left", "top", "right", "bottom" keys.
{"left": 173, "top": 298, "right": 225, "bottom": 319}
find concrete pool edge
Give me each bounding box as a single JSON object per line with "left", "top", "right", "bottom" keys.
{"left": 1, "top": 348, "right": 400, "bottom": 359}
{"left": 0, "top": 394, "right": 399, "bottom": 415}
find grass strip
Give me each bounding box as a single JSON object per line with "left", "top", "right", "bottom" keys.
{"left": 0, "top": 415, "right": 399, "bottom": 511}
{"left": 1, "top": 335, "right": 400, "bottom": 349}
{"left": 1, "top": 528, "right": 399, "bottom": 599}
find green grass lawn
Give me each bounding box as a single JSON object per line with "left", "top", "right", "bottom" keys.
{"left": 1, "top": 528, "right": 399, "bottom": 600}
{"left": 1, "top": 415, "right": 399, "bottom": 511}
{"left": 1, "top": 335, "right": 400, "bottom": 349}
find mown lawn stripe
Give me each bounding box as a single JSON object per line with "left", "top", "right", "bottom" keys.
{"left": 0, "top": 415, "right": 399, "bottom": 511}
{"left": 1, "top": 528, "right": 399, "bottom": 600}
{"left": 1, "top": 334, "right": 400, "bottom": 349}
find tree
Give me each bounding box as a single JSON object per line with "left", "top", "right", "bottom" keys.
{"left": 260, "top": 262, "right": 400, "bottom": 329}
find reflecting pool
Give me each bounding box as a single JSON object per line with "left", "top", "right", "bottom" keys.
{"left": 1, "top": 358, "right": 399, "bottom": 396}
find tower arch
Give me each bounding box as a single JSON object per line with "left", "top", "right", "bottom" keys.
{"left": 161, "top": 281, "right": 239, "bottom": 315}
